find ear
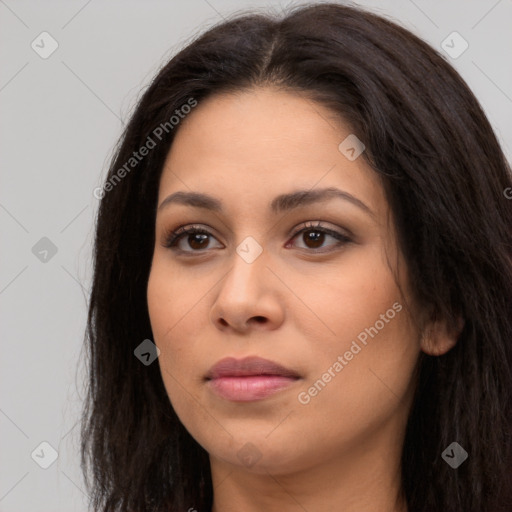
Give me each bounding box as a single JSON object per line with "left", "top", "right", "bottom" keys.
{"left": 420, "top": 314, "right": 465, "bottom": 356}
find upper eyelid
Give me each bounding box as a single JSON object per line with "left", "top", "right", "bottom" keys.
{"left": 166, "top": 221, "right": 344, "bottom": 238}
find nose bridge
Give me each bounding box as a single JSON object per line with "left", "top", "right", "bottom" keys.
{"left": 209, "top": 235, "right": 285, "bottom": 330}
{"left": 221, "top": 240, "right": 268, "bottom": 298}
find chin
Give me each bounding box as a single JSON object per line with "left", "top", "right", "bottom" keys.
{"left": 200, "top": 427, "right": 315, "bottom": 475}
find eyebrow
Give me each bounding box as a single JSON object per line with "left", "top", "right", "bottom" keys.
{"left": 158, "top": 187, "right": 374, "bottom": 218}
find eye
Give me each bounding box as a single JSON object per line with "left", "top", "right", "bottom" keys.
{"left": 162, "top": 224, "right": 223, "bottom": 253}
{"left": 287, "top": 221, "right": 351, "bottom": 252}
{"left": 162, "top": 221, "right": 351, "bottom": 255}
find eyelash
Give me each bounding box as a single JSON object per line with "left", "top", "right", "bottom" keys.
{"left": 162, "top": 221, "right": 351, "bottom": 255}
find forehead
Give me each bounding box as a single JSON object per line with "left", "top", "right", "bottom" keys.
{"left": 158, "top": 87, "right": 385, "bottom": 218}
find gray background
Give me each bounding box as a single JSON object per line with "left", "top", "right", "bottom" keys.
{"left": 1, "top": 0, "right": 511, "bottom": 510}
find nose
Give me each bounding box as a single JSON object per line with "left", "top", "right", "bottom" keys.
{"left": 210, "top": 249, "right": 286, "bottom": 333}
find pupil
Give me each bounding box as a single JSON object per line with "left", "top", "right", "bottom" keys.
{"left": 189, "top": 233, "right": 208, "bottom": 249}
{"left": 305, "top": 230, "right": 324, "bottom": 248}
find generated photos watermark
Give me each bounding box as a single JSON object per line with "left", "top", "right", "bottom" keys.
{"left": 93, "top": 97, "right": 198, "bottom": 199}
{"left": 298, "top": 301, "right": 403, "bottom": 405}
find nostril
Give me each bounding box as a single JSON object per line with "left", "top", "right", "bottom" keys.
{"left": 252, "top": 316, "right": 266, "bottom": 324}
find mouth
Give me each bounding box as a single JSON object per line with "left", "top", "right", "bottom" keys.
{"left": 205, "top": 356, "right": 301, "bottom": 402}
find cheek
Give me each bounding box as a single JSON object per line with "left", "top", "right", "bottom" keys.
{"left": 301, "top": 309, "right": 419, "bottom": 408}
{"left": 293, "top": 248, "right": 419, "bottom": 424}
{"left": 287, "top": 301, "right": 419, "bottom": 470}
{"left": 293, "top": 245, "right": 402, "bottom": 346}
{"left": 147, "top": 260, "right": 215, "bottom": 401}
{"left": 147, "top": 263, "right": 196, "bottom": 380}
{"left": 147, "top": 259, "right": 211, "bottom": 343}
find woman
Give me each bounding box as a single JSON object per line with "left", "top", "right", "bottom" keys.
{"left": 81, "top": 3, "right": 512, "bottom": 511}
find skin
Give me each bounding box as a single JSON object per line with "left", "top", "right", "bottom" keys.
{"left": 146, "top": 86, "right": 459, "bottom": 512}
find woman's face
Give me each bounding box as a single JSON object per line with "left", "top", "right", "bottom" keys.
{"left": 147, "top": 87, "right": 423, "bottom": 475}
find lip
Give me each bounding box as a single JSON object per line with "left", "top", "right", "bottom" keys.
{"left": 205, "top": 356, "right": 301, "bottom": 402}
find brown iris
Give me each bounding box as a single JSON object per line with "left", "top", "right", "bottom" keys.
{"left": 303, "top": 230, "right": 324, "bottom": 249}
{"left": 188, "top": 233, "right": 209, "bottom": 250}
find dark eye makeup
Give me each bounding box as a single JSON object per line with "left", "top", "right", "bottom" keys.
{"left": 161, "top": 220, "right": 352, "bottom": 256}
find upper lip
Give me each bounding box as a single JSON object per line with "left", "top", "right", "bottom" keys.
{"left": 205, "top": 356, "right": 300, "bottom": 379}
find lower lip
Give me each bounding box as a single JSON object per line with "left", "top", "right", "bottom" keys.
{"left": 207, "top": 375, "right": 299, "bottom": 402}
